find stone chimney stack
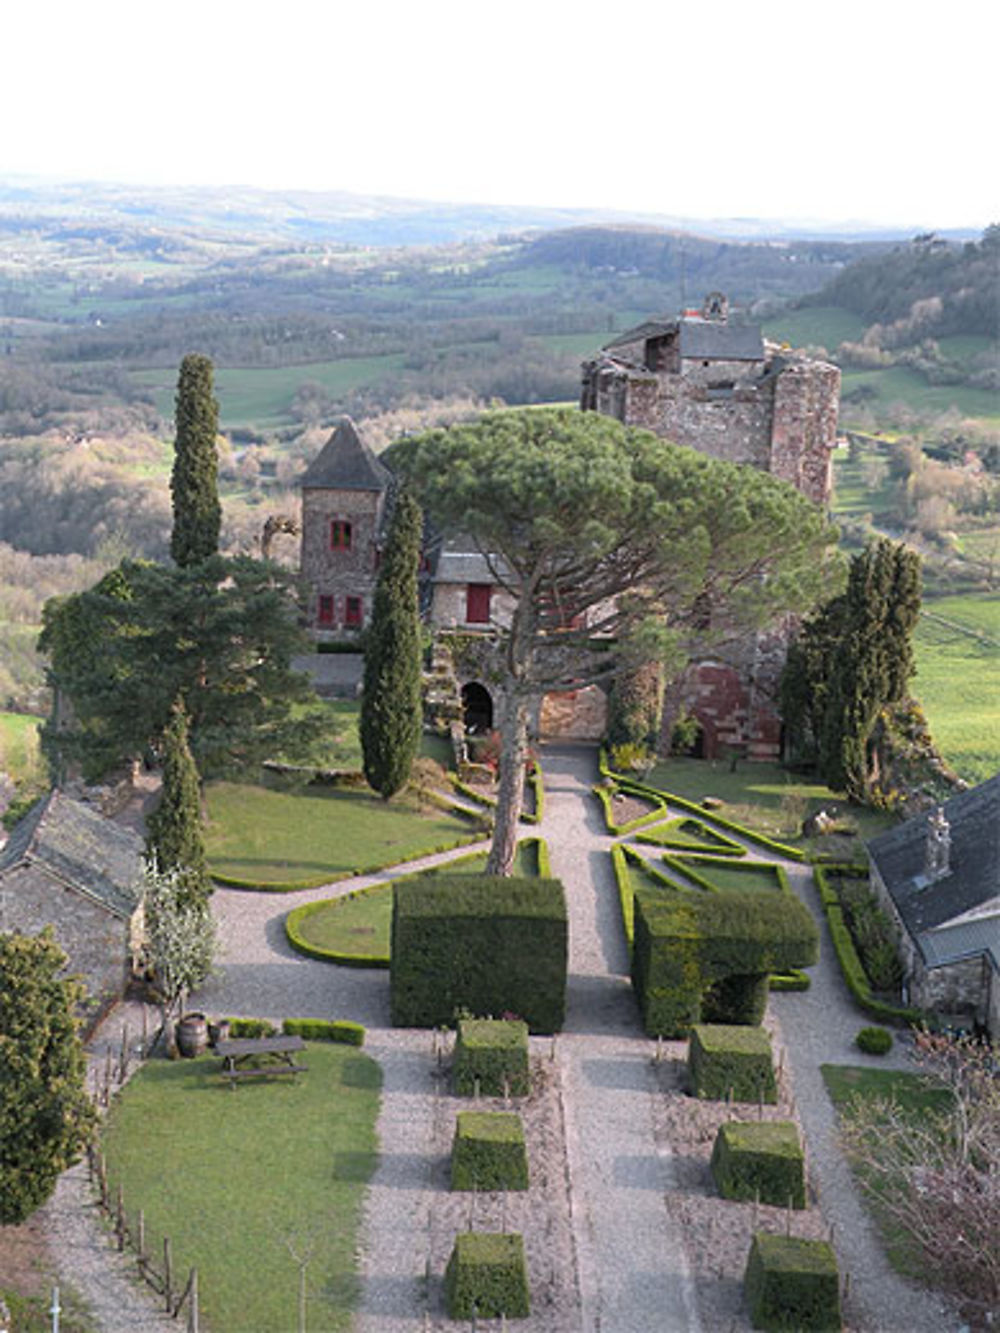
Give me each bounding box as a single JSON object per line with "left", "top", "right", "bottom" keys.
{"left": 924, "top": 805, "right": 952, "bottom": 882}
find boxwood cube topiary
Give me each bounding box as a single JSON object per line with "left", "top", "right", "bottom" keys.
{"left": 744, "top": 1232, "right": 841, "bottom": 1330}
{"left": 444, "top": 1232, "right": 530, "bottom": 1319}
{"left": 631, "top": 890, "right": 818, "bottom": 1038}
{"left": 711, "top": 1121, "right": 805, "bottom": 1208}
{"left": 689, "top": 1024, "right": 777, "bottom": 1103}
{"left": 390, "top": 874, "right": 567, "bottom": 1033}
{"left": 452, "top": 1111, "right": 529, "bottom": 1191}
{"left": 453, "top": 1019, "right": 530, "bottom": 1097}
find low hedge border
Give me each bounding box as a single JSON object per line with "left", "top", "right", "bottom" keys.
{"left": 813, "top": 866, "right": 924, "bottom": 1027}
{"left": 211, "top": 828, "right": 488, "bottom": 893}
{"left": 769, "top": 970, "right": 811, "bottom": 992}
{"left": 449, "top": 763, "right": 544, "bottom": 825}
{"left": 612, "top": 843, "right": 692, "bottom": 947}
{"left": 598, "top": 755, "right": 807, "bottom": 862}
{"left": 284, "top": 837, "right": 552, "bottom": 967}
{"left": 662, "top": 854, "right": 791, "bottom": 896}
{"left": 592, "top": 782, "right": 669, "bottom": 835}
{"left": 223, "top": 1016, "right": 365, "bottom": 1043}
{"left": 285, "top": 889, "right": 391, "bottom": 968}
{"left": 635, "top": 816, "right": 747, "bottom": 857}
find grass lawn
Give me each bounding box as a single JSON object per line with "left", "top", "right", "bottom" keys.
{"left": 635, "top": 817, "right": 744, "bottom": 855}
{"left": 762, "top": 306, "right": 867, "bottom": 351}
{"left": 287, "top": 839, "right": 539, "bottom": 964}
{"left": 101, "top": 1044, "right": 380, "bottom": 1332}
{"left": 0, "top": 712, "right": 42, "bottom": 784}
{"left": 641, "top": 757, "right": 897, "bottom": 848}
{"left": 278, "top": 700, "right": 454, "bottom": 775}
{"left": 914, "top": 600, "right": 1000, "bottom": 785}
{"left": 204, "top": 781, "right": 482, "bottom": 887}
{"left": 821, "top": 1063, "right": 951, "bottom": 1118}
{"left": 668, "top": 856, "right": 785, "bottom": 894}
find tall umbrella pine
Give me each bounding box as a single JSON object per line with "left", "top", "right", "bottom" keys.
{"left": 170, "top": 354, "right": 221, "bottom": 567}
{"left": 145, "top": 699, "right": 211, "bottom": 906}
{"left": 361, "top": 491, "right": 424, "bottom": 799}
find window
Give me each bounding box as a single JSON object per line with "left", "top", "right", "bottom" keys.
{"left": 345, "top": 595, "right": 363, "bottom": 627}
{"left": 330, "top": 520, "right": 352, "bottom": 551}
{"left": 465, "top": 583, "right": 491, "bottom": 625}
{"left": 317, "top": 595, "right": 334, "bottom": 626}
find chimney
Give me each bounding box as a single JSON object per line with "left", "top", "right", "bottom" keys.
{"left": 924, "top": 806, "right": 951, "bottom": 882}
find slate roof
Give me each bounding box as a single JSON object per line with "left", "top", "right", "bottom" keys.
{"left": 867, "top": 773, "right": 1000, "bottom": 965}
{"left": 300, "top": 417, "right": 391, "bottom": 492}
{"left": 603, "top": 317, "right": 764, "bottom": 362}
{"left": 431, "top": 537, "right": 512, "bottom": 587}
{"left": 0, "top": 789, "right": 144, "bottom": 920}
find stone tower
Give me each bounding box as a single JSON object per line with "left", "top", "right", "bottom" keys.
{"left": 581, "top": 298, "right": 841, "bottom": 760}
{"left": 299, "top": 417, "right": 391, "bottom": 636}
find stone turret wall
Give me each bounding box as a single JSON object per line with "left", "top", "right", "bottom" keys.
{"left": 300, "top": 487, "right": 383, "bottom": 628}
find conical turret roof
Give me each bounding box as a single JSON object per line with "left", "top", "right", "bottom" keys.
{"left": 300, "top": 417, "right": 391, "bottom": 492}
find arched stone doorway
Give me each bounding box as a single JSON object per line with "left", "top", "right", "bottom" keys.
{"left": 461, "top": 682, "right": 494, "bottom": 735}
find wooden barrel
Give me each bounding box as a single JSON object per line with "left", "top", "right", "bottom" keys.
{"left": 177, "top": 1012, "right": 208, "bottom": 1058}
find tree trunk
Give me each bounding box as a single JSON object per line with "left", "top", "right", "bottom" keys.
{"left": 486, "top": 696, "right": 530, "bottom": 877}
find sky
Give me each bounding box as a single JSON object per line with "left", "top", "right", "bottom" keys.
{"left": 4, "top": 0, "right": 994, "bottom": 230}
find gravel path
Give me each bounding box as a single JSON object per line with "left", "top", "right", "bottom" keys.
{"left": 43, "top": 753, "right": 961, "bottom": 1331}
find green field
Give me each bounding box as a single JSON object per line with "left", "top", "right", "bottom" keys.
{"left": 101, "top": 1044, "right": 380, "bottom": 1332}
{"left": 914, "top": 595, "right": 1000, "bottom": 784}
{"left": 131, "top": 354, "right": 406, "bottom": 431}
{"left": 204, "top": 781, "right": 481, "bottom": 887}
{"left": 763, "top": 306, "right": 867, "bottom": 350}
{"left": 840, "top": 366, "right": 1000, "bottom": 423}
{"left": 0, "top": 712, "right": 41, "bottom": 782}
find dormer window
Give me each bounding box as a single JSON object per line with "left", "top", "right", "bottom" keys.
{"left": 330, "top": 520, "right": 352, "bottom": 551}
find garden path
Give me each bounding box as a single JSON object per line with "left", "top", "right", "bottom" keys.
{"left": 62, "top": 752, "right": 957, "bottom": 1331}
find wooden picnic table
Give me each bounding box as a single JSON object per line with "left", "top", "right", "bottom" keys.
{"left": 216, "top": 1035, "right": 307, "bottom": 1088}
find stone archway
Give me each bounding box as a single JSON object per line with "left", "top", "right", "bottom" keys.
{"left": 461, "top": 681, "right": 494, "bottom": 735}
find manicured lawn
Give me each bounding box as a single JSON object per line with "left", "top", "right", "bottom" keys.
{"left": 279, "top": 699, "right": 454, "bottom": 774}
{"left": 204, "top": 781, "right": 482, "bottom": 887}
{"left": 287, "top": 840, "right": 539, "bottom": 964}
{"left": 101, "top": 1044, "right": 380, "bottom": 1332}
{"left": 642, "top": 757, "right": 897, "bottom": 848}
{"left": 668, "top": 856, "right": 785, "bottom": 894}
{"left": 635, "top": 817, "right": 744, "bottom": 855}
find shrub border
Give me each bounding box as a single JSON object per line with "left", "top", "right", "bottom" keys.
{"left": 662, "top": 853, "right": 791, "bottom": 896}
{"left": 450, "top": 762, "right": 545, "bottom": 825}
{"left": 635, "top": 816, "right": 746, "bottom": 857}
{"left": 814, "top": 865, "right": 924, "bottom": 1026}
{"left": 592, "top": 781, "right": 669, "bottom": 834}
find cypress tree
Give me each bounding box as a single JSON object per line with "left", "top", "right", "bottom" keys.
{"left": 170, "top": 353, "right": 221, "bottom": 567}
{"left": 0, "top": 930, "right": 96, "bottom": 1223}
{"left": 145, "top": 698, "right": 211, "bottom": 905}
{"left": 361, "top": 492, "right": 424, "bottom": 799}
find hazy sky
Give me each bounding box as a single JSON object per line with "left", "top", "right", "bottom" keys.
{"left": 5, "top": 0, "right": 994, "bottom": 229}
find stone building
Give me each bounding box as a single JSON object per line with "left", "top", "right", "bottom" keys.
{"left": 581, "top": 294, "right": 841, "bottom": 759}
{"left": 867, "top": 773, "right": 1000, "bottom": 1036}
{"left": 0, "top": 790, "right": 145, "bottom": 1035}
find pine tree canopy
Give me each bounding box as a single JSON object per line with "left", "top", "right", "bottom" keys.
{"left": 361, "top": 491, "right": 424, "bottom": 799}
{"left": 170, "top": 353, "right": 221, "bottom": 567}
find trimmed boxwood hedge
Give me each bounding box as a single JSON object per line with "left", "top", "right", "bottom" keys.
{"left": 711, "top": 1121, "right": 805, "bottom": 1208}
{"left": 855, "top": 1025, "right": 893, "bottom": 1055}
{"left": 598, "top": 757, "right": 807, "bottom": 862}
{"left": 630, "top": 890, "right": 818, "bottom": 1037}
{"left": 390, "top": 875, "right": 567, "bottom": 1033}
{"left": 282, "top": 1018, "right": 365, "bottom": 1046}
{"left": 451, "top": 1111, "right": 529, "bottom": 1191}
{"left": 593, "top": 782, "right": 669, "bottom": 835}
{"left": 453, "top": 1019, "right": 530, "bottom": 1097}
{"left": 636, "top": 816, "right": 746, "bottom": 856}
{"left": 813, "top": 867, "right": 924, "bottom": 1027}
{"left": 744, "top": 1232, "right": 841, "bottom": 1331}
{"left": 664, "top": 854, "right": 791, "bottom": 896}
{"left": 444, "top": 1232, "right": 530, "bottom": 1319}
{"left": 689, "top": 1024, "right": 777, "bottom": 1103}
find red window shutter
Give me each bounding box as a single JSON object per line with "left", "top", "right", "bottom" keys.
{"left": 318, "top": 595, "right": 335, "bottom": 626}
{"left": 466, "top": 583, "right": 491, "bottom": 624}
{"left": 345, "top": 596, "right": 363, "bottom": 627}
